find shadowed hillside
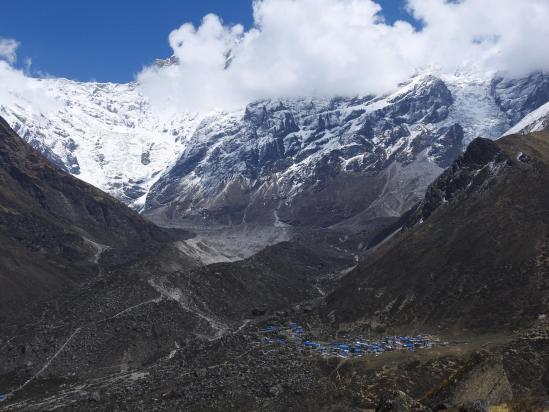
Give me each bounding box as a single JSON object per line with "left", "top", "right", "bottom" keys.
{"left": 325, "top": 131, "right": 549, "bottom": 334}
{"left": 0, "top": 116, "right": 190, "bottom": 314}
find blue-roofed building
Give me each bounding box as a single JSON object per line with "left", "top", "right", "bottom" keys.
{"left": 259, "top": 325, "right": 278, "bottom": 333}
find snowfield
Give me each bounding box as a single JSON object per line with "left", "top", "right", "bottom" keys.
{"left": 1, "top": 79, "right": 207, "bottom": 209}
{"left": 504, "top": 101, "right": 549, "bottom": 136}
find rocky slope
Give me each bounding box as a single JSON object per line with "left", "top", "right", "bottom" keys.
{"left": 0, "top": 118, "right": 357, "bottom": 408}
{"left": 324, "top": 131, "right": 549, "bottom": 333}
{"left": 1, "top": 117, "right": 549, "bottom": 411}
{"left": 0, "top": 115, "right": 192, "bottom": 315}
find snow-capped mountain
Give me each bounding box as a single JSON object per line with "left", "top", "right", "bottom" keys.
{"left": 2, "top": 70, "right": 548, "bottom": 228}
{"left": 144, "top": 71, "right": 549, "bottom": 228}
{"left": 0, "top": 79, "right": 205, "bottom": 208}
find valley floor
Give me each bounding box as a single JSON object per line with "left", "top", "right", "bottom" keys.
{"left": 0, "top": 320, "right": 542, "bottom": 411}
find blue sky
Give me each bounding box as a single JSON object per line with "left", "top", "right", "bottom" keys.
{"left": 0, "top": 0, "right": 414, "bottom": 83}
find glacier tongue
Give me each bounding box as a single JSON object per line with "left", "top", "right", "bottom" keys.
{"left": 440, "top": 73, "right": 510, "bottom": 143}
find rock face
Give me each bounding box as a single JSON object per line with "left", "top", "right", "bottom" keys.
{"left": 505, "top": 101, "right": 549, "bottom": 136}
{"left": 144, "top": 75, "right": 457, "bottom": 228}
{"left": 143, "top": 72, "right": 548, "bottom": 228}
{"left": 436, "top": 357, "right": 513, "bottom": 408}
{"left": 426, "top": 320, "right": 549, "bottom": 410}
{"left": 324, "top": 130, "right": 549, "bottom": 332}
{"left": 404, "top": 137, "right": 511, "bottom": 227}
{"left": 458, "top": 400, "right": 489, "bottom": 412}
{"left": 2, "top": 71, "right": 548, "bottom": 229}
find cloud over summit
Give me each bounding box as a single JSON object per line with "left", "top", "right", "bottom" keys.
{"left": 1, "top": 1, "right": 549, "bottom": 114}
{"left": 0, "top": 38, "right": 19, "bottom": 64}
{"left": 0, "top": 39, "right": 58, "bottom": 114}
{"left": 138, "top": 0, "right": 549, "bottom": 112}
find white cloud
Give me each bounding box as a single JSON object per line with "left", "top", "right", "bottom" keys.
{"left": 0, "top": 38, "right": 19, "bottom": 64}
{"left": 137, "top": 0, "right": 549, "bottom": 112}
{"left": 1, "top": 1, "right": 549, "bottom": 115}
{"left": 0, "top": 40, "right": 58, "bottom": 115}
{"left": 407, "top": 0, "right": 549, "bottom": 76}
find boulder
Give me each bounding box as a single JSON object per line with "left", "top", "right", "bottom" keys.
{"left": 269, "top": 384, "right": 284, "bottom": 397}
{"left": 458, "top": 400, "right": 488, "bottom": 412}
{"left": 376, "top": 390, "right": 430, "bottom": 412}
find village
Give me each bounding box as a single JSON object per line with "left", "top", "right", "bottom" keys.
{"left": 258, "top": 322, "right": 443, "bottom": 358}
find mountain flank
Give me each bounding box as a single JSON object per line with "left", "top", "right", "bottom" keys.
{"left": 0, "top": 115, "right": 194, "bottom": 314}
{"left": 324, "top": 130, "right": 549, "bottom": 334}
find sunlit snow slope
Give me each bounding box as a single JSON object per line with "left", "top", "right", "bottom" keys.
{"left": 1, "top": 78, "right": 205, "bottom": 209}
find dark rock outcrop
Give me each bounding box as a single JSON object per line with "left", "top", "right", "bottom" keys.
{"left": 405, "top": 137, "right": 510, "bottom": 227}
